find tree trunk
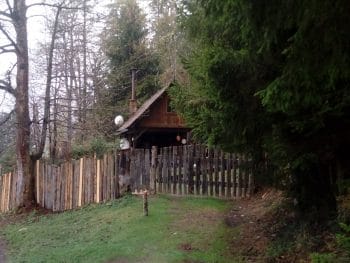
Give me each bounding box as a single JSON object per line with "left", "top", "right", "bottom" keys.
{"left": 292, "top": 157, "right": 337, "bottom": 221}
{"left": 14, "top": 0, "right": 34, "bottom": 208}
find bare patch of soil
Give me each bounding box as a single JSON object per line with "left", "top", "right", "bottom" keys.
{"left": 225, "top": 189, "right": 340, "bottom": 263}
{"left": 224, "top": 189, "right": 285, "bottom": 262}
{"left": 179, "top": 243, "right": 194, "bottom": 251}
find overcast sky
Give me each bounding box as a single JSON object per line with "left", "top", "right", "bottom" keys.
{"left": 0, "top": 0, "right": 152, "bottom": 113}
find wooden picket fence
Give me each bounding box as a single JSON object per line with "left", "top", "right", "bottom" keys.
{"left": 35, "top": 153, "right": 119, "bottom": 212}
{"left": 0, "top": 172, "right": 19, "bottom": 213}
{"left": 152, "top": 145, "right": 253, "bottom": 198}
{"left": 0, "top": 145, "right": 254, "bottom": 213}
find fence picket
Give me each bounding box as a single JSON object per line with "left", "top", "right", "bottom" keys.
{"left": 172, "top": 147, "right": 176, "bottom": 194}
{"left": 0, "top": 175, "right": 3, "bottom": 211}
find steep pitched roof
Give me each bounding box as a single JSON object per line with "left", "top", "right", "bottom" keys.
{"left": 117, "top": 86, "right": 168, "bottom": 134}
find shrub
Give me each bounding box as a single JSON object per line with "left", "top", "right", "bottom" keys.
{"left": 90, "top": 137, "right": 108, "bottom": 159}
{"left": 0, "top": 149, "right": 16, "bottom": 174}
{"left": 71, "top": 144, "right": 89, "bottom": 160}
{"left": 310, "top": 253, "right": 335, "bottom": 263}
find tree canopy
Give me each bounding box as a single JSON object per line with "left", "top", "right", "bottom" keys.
{"left": 172, "top": 0, "right": 350, "bottom": 219}
{"left": 103, "top": 0, "right": 160, "bottom": 110}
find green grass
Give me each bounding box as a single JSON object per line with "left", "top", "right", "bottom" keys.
{"left": 1, "top": 194, "right": 238, "bottom": 263}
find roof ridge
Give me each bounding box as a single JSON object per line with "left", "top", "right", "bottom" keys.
{"left": 117, "top": 85, "right": 169, "bottom": 133}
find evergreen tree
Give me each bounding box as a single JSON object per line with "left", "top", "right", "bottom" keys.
{"left": 102, "top": 0, "right": 160, "bottom": 117}
{"left": 0, "top": 112, "right": 16, "bottom": 173}
{"left": 150, "top": 0, "right": 189, "bottom": 85}
{"left": 174, "top": 0, "right": 350, "bottom": 220}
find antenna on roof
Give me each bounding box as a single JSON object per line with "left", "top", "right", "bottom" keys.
{"left": 129, "top": 68, "right": 138, "bottom": 114}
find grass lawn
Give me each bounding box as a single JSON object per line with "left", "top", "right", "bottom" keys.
{"left": 0, "top": 195, "right": 238, "bottom": 263}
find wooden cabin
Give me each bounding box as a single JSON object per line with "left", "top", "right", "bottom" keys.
{"left": 117, "top": 86, "right": 190, "bottom": 149}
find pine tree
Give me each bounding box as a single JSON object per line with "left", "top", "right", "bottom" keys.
{"left": 102, "top": 0, "right": 160, "bottom": 113}
{"left": 173, "top": 0, "right": 350, "bottom": 220}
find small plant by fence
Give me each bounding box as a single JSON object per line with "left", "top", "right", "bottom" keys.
{"left": 1, "top": 145, "right": 254, "bottom": 213}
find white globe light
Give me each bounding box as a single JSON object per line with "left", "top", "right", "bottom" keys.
{"left": 114, "top": 115, "right": 124, "bottom": 127}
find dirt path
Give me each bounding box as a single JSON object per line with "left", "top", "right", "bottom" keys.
{"left": 225, "top": 190, "right": 285, "bottom": 262}
{"left": 0, "top": 238, "right": 6, "bottom": 263}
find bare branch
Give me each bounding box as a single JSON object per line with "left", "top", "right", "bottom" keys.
{"left": 0, "top": 23, "right": 20, "bottom": 53}
{"left": 26, "top": 2, "right": 82, "bottom": 11}
{"left": 5, "top": 0, "right": 13, "bottom": 15}
{"left": 0, "top": 49, "right": 15, "bottom": 55}
{"left": 0, "top": 11, "right": 12, "bottom": 19}
{"left": 0, "top": 43, "right": 16, "bottom": 54}
{"left": 0, "top": 109, "right": 15, "bottom": 126}
{"left": 32, "top": 4, "right": 63, "bottom": 160}
{"left": 0, "top": 80, "right": 16, "bottom": 96}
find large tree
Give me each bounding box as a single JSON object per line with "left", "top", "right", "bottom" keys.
{"left": 101, "top": 0, "right": 160, "bottom": 122}
{"left": 149, "top": 0, "right": 188, "bottom": 85}
{"left": 0, "top": 0, "right": 77, "bottom": 208}
{"left": 0, "top": 0, "right": 33, "bottom": 207}
{"left": 174, "top": 0, "right": 350, "bottom": 220}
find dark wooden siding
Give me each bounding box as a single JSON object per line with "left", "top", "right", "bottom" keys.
{"left": 139, "top": 94, "right": 186, "bottom": 129}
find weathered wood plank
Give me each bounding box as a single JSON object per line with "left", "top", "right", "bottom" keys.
{"left": 114, "top": 151, "right": 119, "bottom": 198}
{"left": 220, "top": 151, "right": 225, "bottom": 197}
{"left": 36, "top": 160, "right": 40, "bottom": 205}
{"left": 236, "top": 154, "right": 241, "bottom": 199}
{"left": 214, "top": 149, "right": 219, "bottom": 197}
{"left": 150, "top": 146, "right": 157, "bottom": 193}
{"left": 226, "top": 154, "right": 232, "bottom": 198}
{"left": 145, "top": 148, "right": 151, "bottom": 190}
{"left": 178, "top": 146, "right": 183, "bottom": 195}
{"left": 78, "top": 158, "right": 84, "bottom": 207}
{"left": 0, "top": 175, "right": 3, "bottom": 212}
{"left": 241, "top": 155, "right": 246, "bottom": 198}
{"left": 96, "top": 158, "right": 101, "bottom": 203}
{"left": 156, "top": 150, "right": 162, "bottom": 193}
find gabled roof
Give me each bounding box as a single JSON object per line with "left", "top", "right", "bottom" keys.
{"left": 117, "top": 86, "right": 168, "bottom": 134}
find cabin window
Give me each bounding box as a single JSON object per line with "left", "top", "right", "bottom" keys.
{"left": 167, "top": 98, "right": 175, "bottom": 113}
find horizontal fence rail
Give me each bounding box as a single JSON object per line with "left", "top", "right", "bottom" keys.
{"left": 1, "top": 145, "right": 254, "bottom": 213}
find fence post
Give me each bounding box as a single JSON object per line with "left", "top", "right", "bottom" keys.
{"left": 96, "top": 158, "right": 101, "bottom": 203}
{"left": 143, "top": 190, "right": 148, "bottom": 216}
{"left": 150, "top": 146, "right": 157, "bottom": 193}
{"left": 247, "top": 159, "right": 254, "bottom": 198}
{"left": 7, "top": 173, "right": 11, "bottom": 211}
{"left": 0, "top": 175, "right": 3, "bottom": 212}
{"left": 236, "top": 154, "right": 241, "bottom": 199}
{"left": 188, "top": 145, "right": 194, "bottom": 195}
{"left": 78, "top": 158, "right": 84, "bottom": 206}
{"left": 36, "top": 160, "right": 40, "bottom": 205}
